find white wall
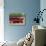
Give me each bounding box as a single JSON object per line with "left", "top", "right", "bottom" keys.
{"left": 40, "top": 0, "right": 46, "bottom": 45}
{"left": 0, "top": 0, "right": 4, "bottom": 42}
{"left": 40, "top": 0, "right": 46, "bottom": 27}
{"left": 40, "top": 0, "right": 46, "bottom": 9}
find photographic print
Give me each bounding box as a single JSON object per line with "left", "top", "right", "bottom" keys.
{"left": 9, "top": 13, "right": 25, "bottom": 25}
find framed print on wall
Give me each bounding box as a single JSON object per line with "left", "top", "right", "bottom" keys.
{"left": 9, "top": 13, "right": 25, "bottom": 25}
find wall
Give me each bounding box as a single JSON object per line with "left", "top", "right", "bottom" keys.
{"left": 40, "top": 0, "right": 46, "bottom": 27}
{"left": 4, "top": 0, "right": 40, "bottom": 42}
{"left": 0, "top": 0, "right": 4, "bottom": 42}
